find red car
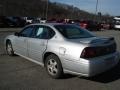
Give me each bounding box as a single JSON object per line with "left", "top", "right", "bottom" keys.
{"left": 80, "top": 20, "right": 101, "bottom": 31}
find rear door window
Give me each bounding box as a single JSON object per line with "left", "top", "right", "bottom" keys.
{"left": 31, "top": 25, "right": 55, "bottom": 39}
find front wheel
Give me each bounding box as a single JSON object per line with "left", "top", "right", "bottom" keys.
{"left": 45, "top": 54, "right": 63, "bottom": 79}
{"left": 6, "top": 41, "right": 14, "bottom": 56}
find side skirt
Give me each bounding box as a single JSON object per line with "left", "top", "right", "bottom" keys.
{"left": 14, "top": 52, "right": 44, "bottom": 67}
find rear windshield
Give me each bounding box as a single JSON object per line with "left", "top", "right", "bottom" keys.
{"left": 54, "top": 25, "right": 94, "bottom": 39}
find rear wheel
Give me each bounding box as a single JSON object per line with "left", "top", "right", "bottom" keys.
{"left": 6, "top": 41, "right": 14, "bottom": 56}
{"left": 45, "top": 54, "right": 63, "bottom": 79}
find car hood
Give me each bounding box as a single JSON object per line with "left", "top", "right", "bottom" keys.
{"left": 68, "top": 36, "right": 114, "bottom": 45}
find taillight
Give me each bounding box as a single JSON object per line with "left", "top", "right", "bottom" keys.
{"left": 80, "top": 43, "right": 116, "bottom": 59}
{"left": 80, "top": 47, "right": 96, "bottom": 58}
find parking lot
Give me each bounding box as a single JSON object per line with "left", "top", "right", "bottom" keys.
{"left": 0, "top": 28, "right": 120, "bottom": 90}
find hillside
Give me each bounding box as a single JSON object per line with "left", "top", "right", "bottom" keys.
{"left": 0, "top": 0, "right": 111, "bottom": 21}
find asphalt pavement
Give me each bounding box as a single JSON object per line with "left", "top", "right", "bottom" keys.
{"left": 0, "top": 28, "right": 120, "bottom": 90}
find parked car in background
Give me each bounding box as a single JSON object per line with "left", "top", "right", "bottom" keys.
{"left": 114, "top": 17, "right": 120, "bottom": 30}
{"left": 56, "top": 19, "right": 65, "bottom": 23}
{"left": 47, "top": 18, "right": 57, "bottom": 23}
{"left": 5, "top": 23, "right": 119, "bottom": 79}
{"left": 0, "top": 16, "right": 7, "bottom": 27}
{"left": 32, "top": 18, "right": 46, "bottom": 24}
{"left": 12, "top": 17, "right": 26, "bottom": 27}
{"left": 100, "top": 21, "right": 115, "bottom": 30}
{"left": 0, "top": 16, "right": 26, "bottom": 27}
{"left": 32, "top": 18, "right": 41, "bottom": 23}
{"left": 100, "top": 22, "right": 110, "bottom": 30}
{"left": 40, "top": 18, "right": 47, "bottom": 23}
{"left": 80, "top": 20, "right": 88, "bottom": 29}
{"left": 23, "top": 17, "right": 34, "bottom": 24}
{"left": 80, "top": 20, "right": 101, "bottom": 31}
{"left": 109, "top": 22, "right": 115, "bottom": 30}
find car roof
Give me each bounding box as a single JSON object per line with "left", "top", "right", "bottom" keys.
{"left": 30, "top": 23, "right": 64, "bottom": 26}
{"left": 30, "top": 23, "right": 72, "bottom": 27}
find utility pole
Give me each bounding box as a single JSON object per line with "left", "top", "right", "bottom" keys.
{"left": 45, "top": 0, "right": 49, "bottom": 20}
{"left": 71, "top": 5, "right": 74, "bottom": 19}
{"left": 95, "top": 0, "right": 99, "bottom": 15}
{"left": 94, "top": 0, "right": 99, "bottom": 21}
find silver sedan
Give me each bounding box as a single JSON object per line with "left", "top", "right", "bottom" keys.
{"left": 5, "top": 23, "right": 120, "bottom": 79}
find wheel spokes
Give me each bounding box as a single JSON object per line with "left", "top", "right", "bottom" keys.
{"left": 47, "top": 59, "right": 58, "bottom": 75}
{"left": 7, "top": 44, "right": 12, "bottom": 54}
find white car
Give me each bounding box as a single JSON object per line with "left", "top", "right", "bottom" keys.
{"left": 114, "top": 17, "right": 120, "bottom": 30}
{"left": 5, "top": 23, "right": 120, "bottom": 78}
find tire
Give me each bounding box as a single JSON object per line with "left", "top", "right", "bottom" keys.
{"left": 6, "top": 41, "right": 14, "bottom": 56}
{"left": 45, "top": 54, "right": 63, "bottom": 79}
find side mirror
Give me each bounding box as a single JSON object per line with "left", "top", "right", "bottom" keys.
{"left": 14, "top": 32, "right": 19, "bottom": 36}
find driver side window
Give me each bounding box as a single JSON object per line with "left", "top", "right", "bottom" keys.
{"left": 19, "top": 26, "right": 33, "bottom": 37}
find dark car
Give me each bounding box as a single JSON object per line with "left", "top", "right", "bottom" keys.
{"left": 0, "top": 16, "right": 26, "bottom": 27}
{"left": 80, "top": 20, "right": 101, "bottom": 31}
{"left": 6, "top": 17, "right": 26, "bottom": 27}
{"left": 0, "top": 16, "right": 10, "bottom": 27}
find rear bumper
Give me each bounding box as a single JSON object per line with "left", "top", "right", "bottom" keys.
{"left": 87, "top": 52, "right": 120, "bottom": 77}
{"left": 63, "top": 51, "right": 120, "bottom": 77}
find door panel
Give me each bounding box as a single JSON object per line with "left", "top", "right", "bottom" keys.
{"left": 28, "top": 38, "right": 48, "bottom": 62}
{"left": 27, "top": 25, "right": 55, "bottom": 63}
{"left": 14, "top": 37, "right": 28, "bottom": 56}
{"left": 14, "top": 26, "right": 34, "bottom": 57}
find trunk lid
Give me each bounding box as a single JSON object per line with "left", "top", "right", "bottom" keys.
{"left": 68, "top": 36, "right": 114, "bottom": 46}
